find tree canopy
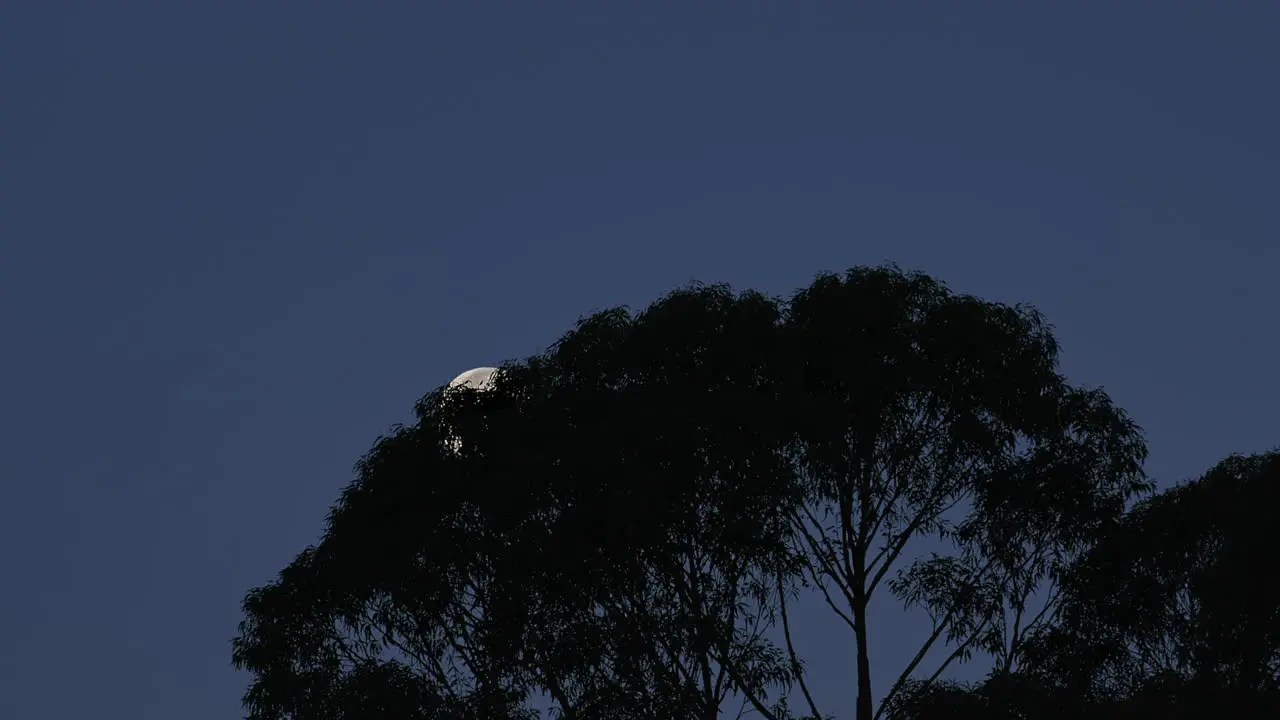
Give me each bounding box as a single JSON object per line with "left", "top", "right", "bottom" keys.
{"left": 884, "top": 449, "right": 1280, "bottom": 719}
{"left": 234, "top": 266, "right": 1198, "bottom": 720}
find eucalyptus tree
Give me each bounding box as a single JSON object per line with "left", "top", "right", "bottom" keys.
{"left": 773, "top": 267, "right": 1149, "bottom": 720}
{"left": 1020, "top": 449, "right": 1280, "bottom": 709}
{"left": 883, "top": 450, "right": 1280, "bottom": 720}
{"left": 233, "top": 284, "right": 803, "bottom": 720}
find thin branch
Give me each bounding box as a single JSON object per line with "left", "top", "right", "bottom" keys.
{"left": 711, "top": 610, "right": 739, "bottom": 703}
{"left": 799, "top": 502, "right": 858, "bottom": 593}
{"left": 718, "top": 660, "right": 784, "bottom": 720}
{"left": 777, "top": 572, "right": 824, "bottom": 720}
{"left": 921, "top": 617, "right": 993, "bottom": 687}
{"left": 874, "top": 615, "right": 996, "bottom": 720}
{"left": 333, "top": 630, "right": 372, "bottom": 672}
{"left": 599, "top": 591, "right": 693, "bottom": 693}
{"left": 876, "top": 613, "right": 951, "bottom": 719}
{"left": 445, "top": 633, "right": 483, "bottom": 689}
{"left": 793, "top": 507, "right": 859, "bottom": 612}
{"left": 1002, "top": 598, "right": 1025, "bottom": 674}
{"left": 544, "top": 675, "right": 578, "bottom": 720}
{"left": 874, "top": 554, "right": 997, "bottom": 718}
{"left": 381, "top": 626, "right": 457, "bottom": 698}
{"left": 713, "top": 570, "right": 766, "bottom": 705}
{"left": 1007, "top": 581, "right": 1062, "bottom": 668}
{"left": 865, "top": 406, "right": 955, "bottom": 546}
{"left": 867, "top": 491, "right": 967, "bottom": 597}
{"left": 808, "top": 573, "right": 857, "bottom": 633}
{"left": 864, "top": 475, "right": 909, "bottom": 547}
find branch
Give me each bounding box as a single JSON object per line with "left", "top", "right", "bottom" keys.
{"left": 876, "top": 612, "right": 951, "bottom": 719}
{"left": 992, "top": 530, "right": 1058, "bottom": 671}
{"left": 865, "top": 404, "right": 954, "bottom": 545}
{"left": 811, "top": 502, "right": 855, "bottom": 588}
{"left": 711, "top": 601, "right": 742, "bottom": 704}
{"left": 867, "top": 491, "right": 966, "bottom": 597}
{"left": 874, "top": 615, "right": 996, "bottom": 720}
{"left": 921, "top": 616, "right": 993, "bottom": 687}
{"left": 682, "top": 555, "right": 718, "bottom": 708}
{"left": 808, "top": 572, "right": 857, "bottom": 633}
{"left": 863, "top": 476, "right": 908, "bottom": 549}
{"left": 864, "top": 419, "right": 937, "bottom": 543}
{"left": 1002, "top": 599, "right": 1025, "bottom": 674}
{"left": 778, "top": 572, "right": 824, "bottom": 720}
{"left": 794, "top": 506, "right": 859, "bottom": 611}
{"left": 333, "top": 629, "right": 373, "bottom": 672}
{"left": 713, "top": 569, "right": 769, "bottom": 705}
{"left": 1006, "top": 581, "right": 1062, "bottom": 669}
{"left": 445, "top": 634, "right": 484, "bottom": 690}
{"left": 718, "top": 660, "right": 785, "bottom": 720}
{"left": 874, "top": 554, "right": 997, "bottom": 717}
{"left": 599, "top": 591, "right": 693, "bottom": 694}
{"left": 380, "top": 625, "right": 458, "bottom": 699}
{"left": 544, "top": 674, "right": 578, "bottom": 720}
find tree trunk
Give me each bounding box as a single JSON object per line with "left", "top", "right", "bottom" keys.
{"left": 852, "top": 457, "right": 875, "bottom": 720}
{"left": 853, "top": 592, "right": 873, "bottom": 720}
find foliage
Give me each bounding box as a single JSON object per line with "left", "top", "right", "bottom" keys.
{"left": 776, "top": 268, "right": 1148, "bottom": 720}
{"left": 1022, "top": 449, "right": 1280, "bottom": 700}
{"left": 233, "top": 266, "right": 1153, "bottom": 720}
{"left": 234, "top": 284, "right": 801, "bottom": 720}
{"left": 888, "top": 450, "right": 1280, "bottom": 720}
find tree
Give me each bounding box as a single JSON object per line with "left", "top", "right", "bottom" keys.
{"left": 880, "top": 673, "right": 1069, "bottom": 720}
{"left": 771, "top": 268, "right": 1149, "bottom": 720}
{"left": 233, "top": 284, "right": 803, "bottom": 720}
{"left": 1019, "top": 449, "right": 1280, "bottom": 712}
{"left": 887, "top": 450, "right": 1280, "bottom": 720}
{"left": 233, "top": 266, "right": 1150, "bottom": 720}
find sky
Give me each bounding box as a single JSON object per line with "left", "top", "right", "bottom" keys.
{"left": 1, "top": 3, "right": 1277, "bottom": 718}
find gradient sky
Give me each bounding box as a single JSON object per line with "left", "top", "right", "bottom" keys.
{"left": 2, "top": 3, "right": 1277, "bottom": 718}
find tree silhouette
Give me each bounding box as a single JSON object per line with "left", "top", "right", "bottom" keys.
{"left": 887, "top": 449, "right": 1280, "bottom": 720}
{"left": 1022, "top": 448, "right": 1280, "bottom": 715}
{"left": 773, "top": 268, "right": 1148, "bottom": 720}
{"left": 232, "top": 266, "right": 1151, "bottom": 720}
{"left": 234, "top": 284, "right": 802, "bottom": 720}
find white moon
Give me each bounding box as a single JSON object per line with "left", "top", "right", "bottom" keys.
{"left": 444, "top": 367, "right": 498, "bottom": 453}
{"left": 448, "top": 366, "right": 498, "bottom": 391}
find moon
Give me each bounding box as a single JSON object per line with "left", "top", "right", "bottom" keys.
{"left": 444, "top": 367, "right": 498, "bottom": 454}
{"left": 448, "top": 366, "right": 498, "bottom": 391}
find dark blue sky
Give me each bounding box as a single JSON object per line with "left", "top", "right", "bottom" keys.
{"left": 2, "top": 3, "right": 1276, "bottom": 718}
